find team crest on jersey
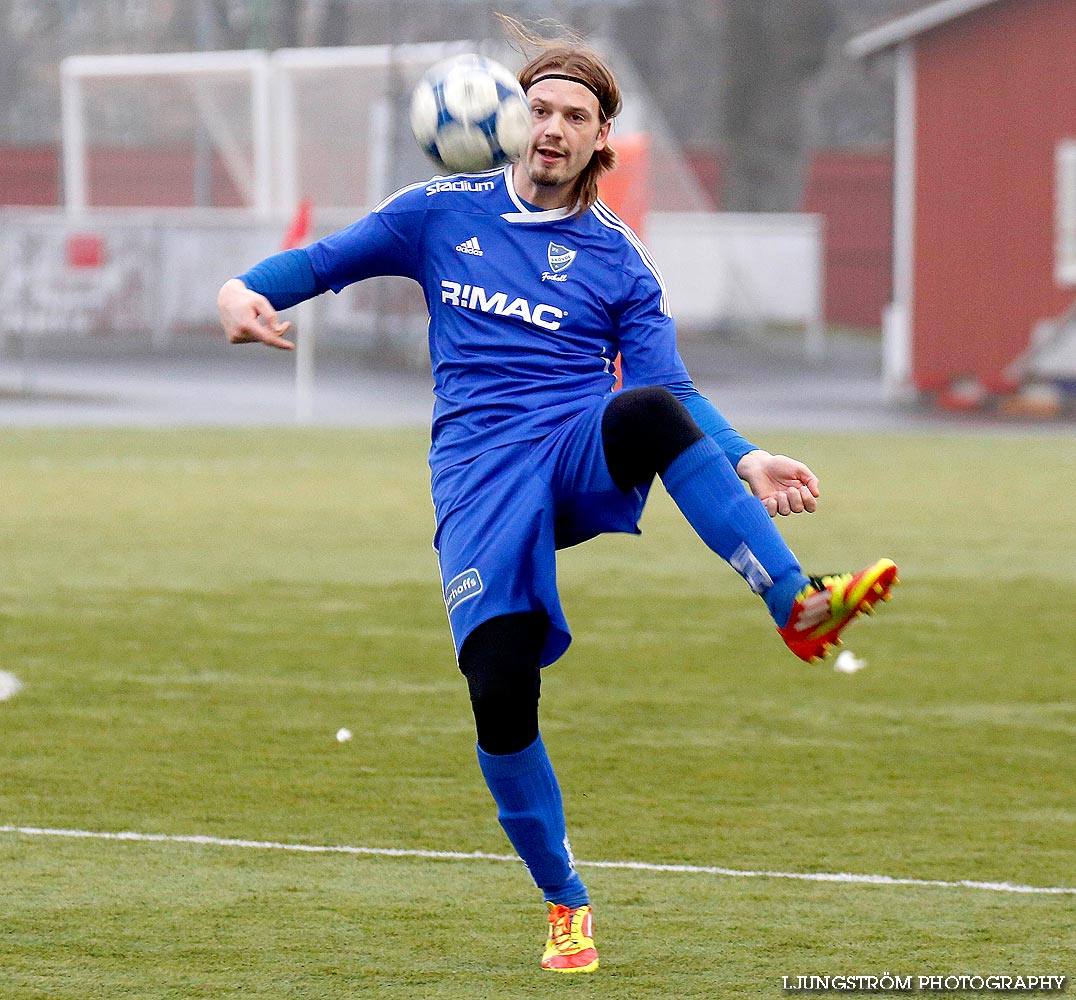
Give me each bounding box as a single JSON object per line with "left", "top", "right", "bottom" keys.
{"left": 547, "top": 242, "right": 577, "bottom": 273}
{"left": 543, "top": 241, "right": 576, "bottom": 282}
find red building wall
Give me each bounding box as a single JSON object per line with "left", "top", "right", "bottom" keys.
{"left": 802, "top": 150, "right": 893, "bottom": 329}
{"left": 0, "top": 147, "right": 60, "bottom": 204}
{"left": 913, "top": 0, "right": 1076, "bottom": 393}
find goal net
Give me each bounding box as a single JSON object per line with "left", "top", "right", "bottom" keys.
{"left": 37, "top": 39, "right": 716, "bottom": 360}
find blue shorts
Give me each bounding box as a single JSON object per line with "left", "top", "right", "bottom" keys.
{"left": 432, "top": 394, "right": 649, "bottom": 667}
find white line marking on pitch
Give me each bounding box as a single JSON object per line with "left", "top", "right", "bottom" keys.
{"left": 1, "top": 825, "right": 1073, "bottom": 896}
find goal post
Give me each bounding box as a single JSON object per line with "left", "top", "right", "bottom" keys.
{"left": 59, "top": 37, "right": 715, "bottom": 222}
{"left": 270, "top": 41, "right": 475, "bottom": 214}
{"left": 61, "top": 49, "right": 274, "bottom": 217}
{"left": 267, "top": 41, "right": 479, "bottom": 421}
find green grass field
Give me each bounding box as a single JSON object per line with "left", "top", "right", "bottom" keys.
{"left": 1, "top": 426, "right": 1074, "bottom": 999}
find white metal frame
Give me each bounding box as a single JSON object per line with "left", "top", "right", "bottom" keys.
{"left": 882, "top": 41, "right": 917, "bottom": 401}
{"left": 270, "top": 41, "right": 473, "bottom": 212}
{"left": 271, "top": 44, "right": 393, "bottom": 214}
{"left": 60, "top": 50, "right": 274, "bottom": 218}
{"left": 267, "top": 41, "right": 471, "bottom": 421}
{"left": 1056, "top": 139, "right": 1076, "bottom": 287}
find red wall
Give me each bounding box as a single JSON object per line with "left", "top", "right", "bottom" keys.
{"left": 913, "top": 0, "right": 1076, "bottom": 392}
{"left": 802, "top": 150, "right": 893, "bottom": 329}
{"left": 85, "top": 149, "right": 244, "bottom": 207}
{"left": 0, "top": 147, "right": 59, "bottom": 204}
{"left": 0, "top": 147, "right": 243, "bottom": 208}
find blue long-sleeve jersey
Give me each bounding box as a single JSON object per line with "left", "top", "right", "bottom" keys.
{"left": 239, "top": 164, "right": 756, "bottom": 472}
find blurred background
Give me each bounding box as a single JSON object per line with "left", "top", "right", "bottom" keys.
{"left": 1, "top": 0, "right": 1074, "bottom": 426}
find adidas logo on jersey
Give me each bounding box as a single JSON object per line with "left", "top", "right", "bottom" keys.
{"left": 455, "top": 237, "right": 484, "bottom": 256}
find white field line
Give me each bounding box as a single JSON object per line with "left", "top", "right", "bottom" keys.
{"left": 2, "top": 825, "right": 1074, "bottom": 896}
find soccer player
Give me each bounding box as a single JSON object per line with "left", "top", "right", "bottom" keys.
{"left": 217, "top": 19, "right": 897, "bottom": 975}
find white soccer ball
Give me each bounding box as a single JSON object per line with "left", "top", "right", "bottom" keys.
{"left": 833, "top": 650, "right": 867, "bottom": 674}
{"left": 409, "top": 54, "right": 531, "bottom": 173}
{"left": 0, "top": 670, "right": 22, "bottom": 701}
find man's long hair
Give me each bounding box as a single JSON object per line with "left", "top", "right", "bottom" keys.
{"left": 496, "top": 13, "right": 622, "bottom": 215}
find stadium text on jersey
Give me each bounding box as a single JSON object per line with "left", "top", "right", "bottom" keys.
{"left": 425, "top": 178, "right": 497, "bottom": 196}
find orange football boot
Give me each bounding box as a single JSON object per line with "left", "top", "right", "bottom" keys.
{"left": 778, "top": 559, "right": 899, "bottom": 663}
{"left": 541, "top": 903, "right": 599, "bottom": 973}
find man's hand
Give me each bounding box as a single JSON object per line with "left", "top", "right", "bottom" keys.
{"left": 217, "top": 278, "right": 294, "bottom": 350}
{"left": 736, "top": 449, "right": 820, "bottom": 517}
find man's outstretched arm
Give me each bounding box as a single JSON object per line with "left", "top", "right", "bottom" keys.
{"left": 217, "top": 246, "right": 325, "bottom": 350}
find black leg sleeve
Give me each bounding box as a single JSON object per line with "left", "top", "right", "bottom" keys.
{"left": 457, "top": 611, "right": 548, "bottom": 755}
{"left": 601, "top": 386, "right": 706, "bottom": 492}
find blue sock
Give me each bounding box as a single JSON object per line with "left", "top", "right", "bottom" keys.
{"left": 661, "top": 437, "right": 809, "bottom": 627}
{"left": 477, "top": 734, "right": 589, "bottom": 908}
